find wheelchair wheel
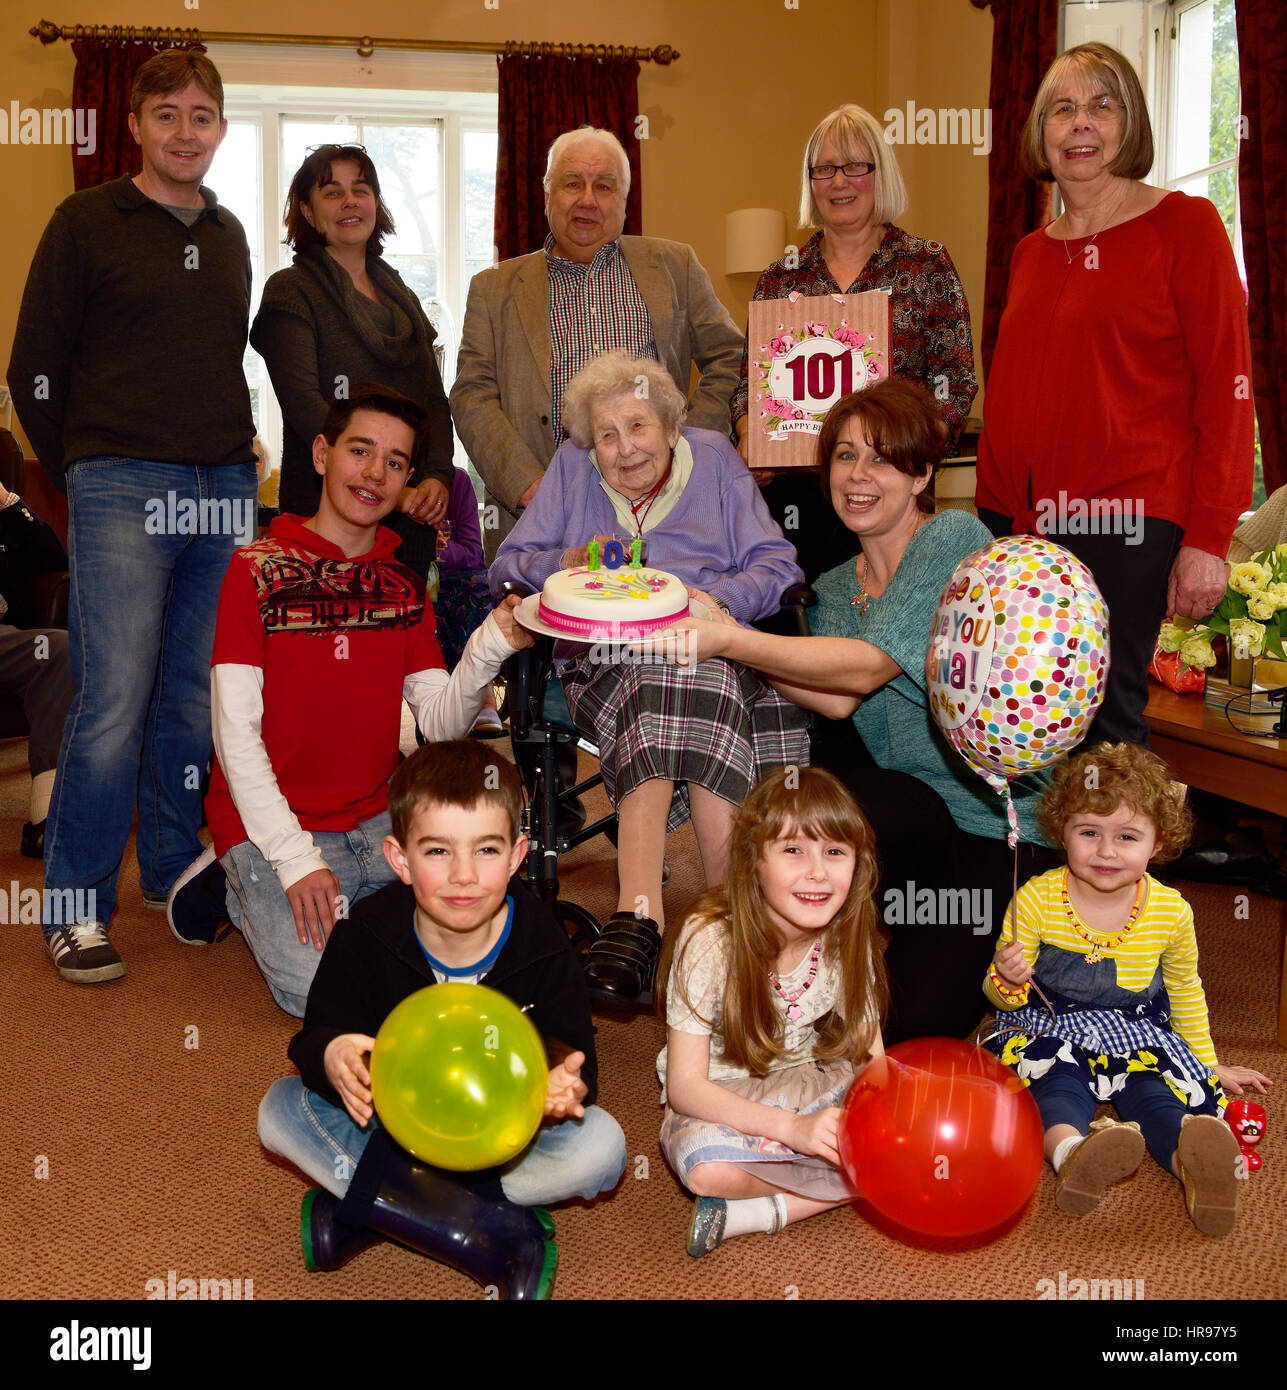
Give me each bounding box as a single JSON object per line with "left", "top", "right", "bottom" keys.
{"left": 555, "top": 898, "right": 601, "bottom": 961}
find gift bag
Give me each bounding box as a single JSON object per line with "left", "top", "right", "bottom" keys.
{"left": 1148, "top": 646, "right": 1206, "bottom": 694}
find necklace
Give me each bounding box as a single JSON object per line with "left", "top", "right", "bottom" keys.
{"left": 1060, "top": 184, "right": 1132, "bottom": 266}
{"left": 1062, "top": 868, "right": 1145, "bottom": 963}
{"left": 851, "top": 554, "right": 873, "bottom": 613}
{"left": 769, "top": 939, "right": 821, "bottom": 1021}
{"left": 851, "top": 514, "right": 927, "bottom": 610}
{"left": 627, "top": 450, "right": 674, "bottom": 535}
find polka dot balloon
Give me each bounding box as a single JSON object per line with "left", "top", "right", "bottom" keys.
{"left": 926, "top": 536, "right": 1109, "bottom": 841}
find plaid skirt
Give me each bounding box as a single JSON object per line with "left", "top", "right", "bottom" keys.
{"left": 660, "top": 1059, "right": 858, "bottom": 1201}
{"left": 559, "top": 654, "right": 810, "bottom": 832}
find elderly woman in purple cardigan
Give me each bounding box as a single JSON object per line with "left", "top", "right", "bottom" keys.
{"left": 490, "top": 352, "right": 806, "bottom": 1007}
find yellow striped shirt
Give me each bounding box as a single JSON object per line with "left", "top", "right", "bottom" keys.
{"left": 983, "top": 868, "right": 1217, "bottom": 1066}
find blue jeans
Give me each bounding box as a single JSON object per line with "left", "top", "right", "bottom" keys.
{"left": 223, "top": 810, "right": 397, "bottom": 1017}
{"left": 258, "top": 1077, "right": 627, "bottom": 1205}
{"left": 43, "top": 457, "right": 256, "bottom": 928}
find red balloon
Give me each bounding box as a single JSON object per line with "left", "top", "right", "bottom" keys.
{"left": 840, "top": 1038, "right": 1043, "bottom": 1238}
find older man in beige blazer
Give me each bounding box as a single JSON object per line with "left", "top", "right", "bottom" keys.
{"left": 452, "top": 126, "right": 744, "bottom": 557}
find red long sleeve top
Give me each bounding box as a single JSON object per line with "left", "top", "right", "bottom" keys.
{"left": 976, "top": 192, "right": 1253, "bottom": 558}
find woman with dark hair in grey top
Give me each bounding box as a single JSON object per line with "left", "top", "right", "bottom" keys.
{"left": 251, "top": 145, "right": 453, "bottom": 557}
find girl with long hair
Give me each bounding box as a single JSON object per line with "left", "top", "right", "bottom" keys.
{"left": 658, "top": 767, "right": 887, "bottom": 1256}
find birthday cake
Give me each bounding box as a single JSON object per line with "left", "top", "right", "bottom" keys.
{"left": 538, "top": 550, "right": 689, "bottom": 640}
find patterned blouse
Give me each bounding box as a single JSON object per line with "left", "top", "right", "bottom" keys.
{"left": 730, "top": 225, "right": 977, "bottom": 450}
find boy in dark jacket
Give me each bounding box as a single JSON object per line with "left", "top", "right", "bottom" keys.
{"left": 258, "top": 741, "right": 626, "bottom": 1299}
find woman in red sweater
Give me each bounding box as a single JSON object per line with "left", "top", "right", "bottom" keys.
{"left": 975, "top": 42, "right": 1253, "bottom": 746}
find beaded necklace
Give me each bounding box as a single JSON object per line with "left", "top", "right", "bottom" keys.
{"left": 769, "top": 939, "right": 821, "bottom": 1021}
{"left": 1061, "top": 868, "right": 1145, "bottom": 963}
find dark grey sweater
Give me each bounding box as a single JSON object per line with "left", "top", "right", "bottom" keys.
{"left": 8, "top": 175, "right": 256, "bottom": 490}
{"left": 250, "top": 247, "right": 454, "bottom": 539}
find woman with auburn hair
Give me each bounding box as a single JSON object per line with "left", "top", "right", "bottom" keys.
{"left": 654, "top": 379, "right": 1060, "bottom": 1043}
{"left": 975, "top": 42, "right": 1253, "bottom": 748}
{"left": 252, "top": 144, "right": 453, "bottom": 554}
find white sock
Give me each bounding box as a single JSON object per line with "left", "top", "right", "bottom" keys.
{"left": 29, "top": 769, "right": 54, "bottom": 824}
{"left": 723, "top": 1193, "right": 789, "bottom": 1238}
{"left": 1051, "top": 1135, "right": 1084, "bottom": 1172}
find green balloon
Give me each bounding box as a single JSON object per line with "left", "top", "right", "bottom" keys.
{"left": 369, "top": 983, "right": 548, "bottom": 1170}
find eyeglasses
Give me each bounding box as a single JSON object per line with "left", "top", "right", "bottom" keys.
{"left": 809, "top": 161, "right": 876, "bottom": 181}
{"left": 1044, "top": 96, "right": 1123, "bottom": 125}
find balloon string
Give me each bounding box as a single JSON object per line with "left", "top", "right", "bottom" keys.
{"left": 979, "top": 842, "right": 1058, "bottom": 1049}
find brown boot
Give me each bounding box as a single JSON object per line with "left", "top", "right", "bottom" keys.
{"left": 1178, "top": 1113, "right": 1241, "bottom": 1236}
{"left": 1055, "top": 1119, "right": 1146, "bottom": 1215}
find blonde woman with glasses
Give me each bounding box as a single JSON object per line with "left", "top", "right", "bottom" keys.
{"left": 975, "top": 43, "right": 1253, "bottom": 749}
{"left": 730, "top": 104, "right": 977, "bottom": 464}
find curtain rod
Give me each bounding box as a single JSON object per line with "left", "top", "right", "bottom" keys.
{"left": 28, "top": 20, "right": 679, "bottom": 64}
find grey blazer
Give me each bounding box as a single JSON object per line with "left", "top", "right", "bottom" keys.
{"left": 450, "top": 235, "right": 743, "bottom": 555}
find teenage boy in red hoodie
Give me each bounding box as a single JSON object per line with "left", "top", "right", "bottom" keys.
{"left": 178, "top": 382, "right": 531, "bottom": 1015}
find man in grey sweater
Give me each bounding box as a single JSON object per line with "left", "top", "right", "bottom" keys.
{"left": 7, "top": 49, "right": 257, "bottom": 985}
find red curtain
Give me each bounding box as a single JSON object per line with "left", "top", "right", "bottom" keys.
{"left": 71, "top": 39, "right": 207, "bottom": 190}
{"left": 1236, "top": 0, "right": 1287, "bottom": 495}
{"left": 493, "top": 50, "right": 642, "bottom": 263}
{"left": 969, "top": 0, "right": 1060, "bottom": 380}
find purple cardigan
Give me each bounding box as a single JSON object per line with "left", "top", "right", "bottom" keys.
{"left": 488, "top": 428, "right": 803, "bottom": 623}
{"left": 438, "top": 466, "right": 485, "bottom": 573}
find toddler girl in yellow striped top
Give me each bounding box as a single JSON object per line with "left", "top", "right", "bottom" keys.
{"left": 984, "top": 743, "right": 1270, "bottom": 1235}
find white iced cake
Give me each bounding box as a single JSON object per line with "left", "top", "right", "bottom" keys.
{"left": 538, "top": 565, "right": 689, "bottom": 639}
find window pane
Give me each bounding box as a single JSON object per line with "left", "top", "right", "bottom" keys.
{"left": 218, "top": 119, "right": 269, "bottom": 440}
{"left": 281, "top": 119, "right": 361, "bottom": 183}
{"left": 387, "top": 255, "right": 439, "bottom": 301}
{"left": 1174, "top": 0, "right": 1240, "bottom": 175}
{"left": 464, "top": 129, "right": 498, "bottom": 267}
{"left": 364, "top": 124, "right": 441, "bottom": 258}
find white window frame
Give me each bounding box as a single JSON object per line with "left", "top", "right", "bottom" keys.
{"left": 208, "top": 43, "right": 497, "bottom": 473}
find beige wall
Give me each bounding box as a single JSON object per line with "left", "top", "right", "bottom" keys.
{"left": 1, "top": 0, "right": 994, "bottom": 450}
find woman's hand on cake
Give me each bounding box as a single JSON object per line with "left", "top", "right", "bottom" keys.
{"left": 491, "top": 594, "right": 535, "bottom": 650}
{"left": 686, "top": 587, "right": 739, "bottom": 625}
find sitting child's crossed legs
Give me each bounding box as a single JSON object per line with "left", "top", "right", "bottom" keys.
{"left": 223, "top": 809, "right": 396, "bottom": 1017}
{"left": 258, "top": 1076, "right": 627, "bottom": 1205}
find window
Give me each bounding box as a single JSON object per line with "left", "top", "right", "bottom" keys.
{"left": 207, "top": 45, "right": 497, "bottom": 481}
{"left": 1062, "top": 1, "right": 1260, "bottom": 505}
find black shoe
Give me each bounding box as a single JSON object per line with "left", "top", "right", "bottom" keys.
{"left": 20, "top": 820, "right": 45, "bottom": 858}
{"left": 556, "top": 794, "right": 587, "bottom": 841}
{"left": 302, "top": 1148, "right": 557, "bottom": 1299}
{"left": 584, "top": 913, "right": 663, "bottom": 1007}
{"left": 167, "top": 846, "right": 231, "bottom": 946}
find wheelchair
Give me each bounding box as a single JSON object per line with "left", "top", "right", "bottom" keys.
{"left": 498, "top": 581, "right": 818, "bottom": 982}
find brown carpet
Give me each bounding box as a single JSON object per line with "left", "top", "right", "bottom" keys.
{"left": 3, "top": 732, "right": 1284, "bottom": 1301}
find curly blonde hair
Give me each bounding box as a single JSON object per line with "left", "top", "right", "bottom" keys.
{"left": 1039, "top": 743, "right": 1191, "bottom": 864}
